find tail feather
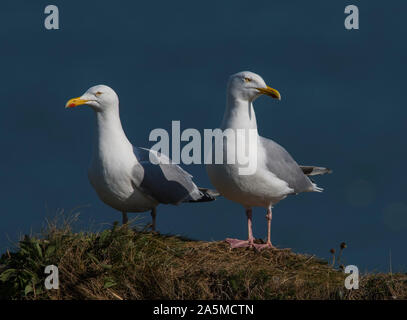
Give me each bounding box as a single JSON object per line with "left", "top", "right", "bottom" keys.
{"left": 300, "top": 165, "right": 332, "bottom": 176}
{"left": 301, "top": 165, "right": 331, "bottom": 193}
{"left": 186, "top": 187, "right": 220, "bottom": 203}
{"left": 312, "top": 183, "right": 324, "bottom": 192}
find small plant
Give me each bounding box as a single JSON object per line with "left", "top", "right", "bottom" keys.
{"left": 329, "top": 242, "right": 347, "bottom": 270}
{"left": 329, "top": 248, "right": 336, "bottom": 267}
{"left": 0, "top": 235, "right": 58, "bottom": 298}
{"left": 338, "top": 242, "right": 347, "bottom": 266}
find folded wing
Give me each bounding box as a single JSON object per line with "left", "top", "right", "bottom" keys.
{"left": 132, "top": 147, "right": 214, "bottom": 204}
{"left": 259, "top": 136, "right": 315, "bottom": 194}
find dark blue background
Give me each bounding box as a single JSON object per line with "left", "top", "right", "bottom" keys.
{"left": 1, "top": 1, "right": 406, "bottom": 272}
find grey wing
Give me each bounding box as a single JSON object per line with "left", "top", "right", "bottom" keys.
{"left": 132, "top": 147, "right": 203, "bottom": 204}
{"left": 259, "top": 136, "right": 314, "bottom": 193}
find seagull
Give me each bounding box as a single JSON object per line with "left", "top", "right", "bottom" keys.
{"left": 66, "top": 85, "right": 217, "bottom": 229}
{"left": 206, "top": 71, "right": 331, "bottom": 250}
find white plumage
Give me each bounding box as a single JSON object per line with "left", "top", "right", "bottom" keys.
{"left": 66, "top": 85, "right": 216, "bottom": 228}
{"left": 206, "top": 71, "right": 330, "bottom": 250}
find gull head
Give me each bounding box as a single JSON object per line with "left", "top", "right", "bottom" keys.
{"left": 227, "top": 71, "right": 281, "bottom": 102}
{"left": 65, "top": 85, "right": 119, "bottom": 112}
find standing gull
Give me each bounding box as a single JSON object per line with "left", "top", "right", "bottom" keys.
{"left": 66, "top": 85, "right": 217, "bottom": 229}
{"left": 206, "top": 71, "right": 331, "bottom": 250}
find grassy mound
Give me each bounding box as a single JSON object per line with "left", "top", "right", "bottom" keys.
{"left": 1, "top": 217, "right": 406, "bottom": 300}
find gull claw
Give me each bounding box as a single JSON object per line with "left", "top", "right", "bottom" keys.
{"left": 253, "top": 242, "right": 276, "bottom": 251}
{"left": 225, "top": 238, "right": 255, "bottom": 249}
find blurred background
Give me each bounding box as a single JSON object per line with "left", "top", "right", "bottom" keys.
{"left": 0, "top": 0, "right": 406, "bottom": 272}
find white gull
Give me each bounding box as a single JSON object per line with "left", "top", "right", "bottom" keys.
{"left": 66, "top": 85, "right": 217, "bottom": 229}
{"left": 206, "top": 71, "right": 331, "bottom": 250}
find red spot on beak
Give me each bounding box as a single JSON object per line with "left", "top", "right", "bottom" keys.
{"left": 68, "top": 103, "right": 75, "bottom": 108}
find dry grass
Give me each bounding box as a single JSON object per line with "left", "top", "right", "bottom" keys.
{"left": 1, "top": 216, "right": 406, "bottom": 300}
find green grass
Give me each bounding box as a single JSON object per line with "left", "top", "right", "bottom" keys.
{"left": 1, "top": 215, "right": 406, "bottom": 300}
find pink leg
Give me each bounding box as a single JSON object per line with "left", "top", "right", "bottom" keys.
{"left": 225, "top": 208, "right": 255, "bottom": 248}
{"left": 255, "top": 207, "right": 276, "bottom": 251}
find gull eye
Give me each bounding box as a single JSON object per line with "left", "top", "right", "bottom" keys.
{"left": 244, "top": 77, "right": 252, "bottom": 83}
{"left": 95, "top": 91, "right": 103, "bottom": 96}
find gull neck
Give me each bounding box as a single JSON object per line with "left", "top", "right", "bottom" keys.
{"left": 93, "top": 105, "right": 133, "bottom": 159}
{"left": 221, "top": 95, "right": 258, "bottom": 131}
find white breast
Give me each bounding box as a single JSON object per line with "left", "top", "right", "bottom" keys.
{"left": 88, "top": 153, "right": 157, "bottom": 213}
{"left": 205, "top": 130, "right": 292, "bottom": 208}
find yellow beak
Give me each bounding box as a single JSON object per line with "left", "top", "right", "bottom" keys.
{"left": 257, "top": 86, "right": 281, "bottom": 100}
{"left": 65, "top": 97, "right": 89, "bottom": 108}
